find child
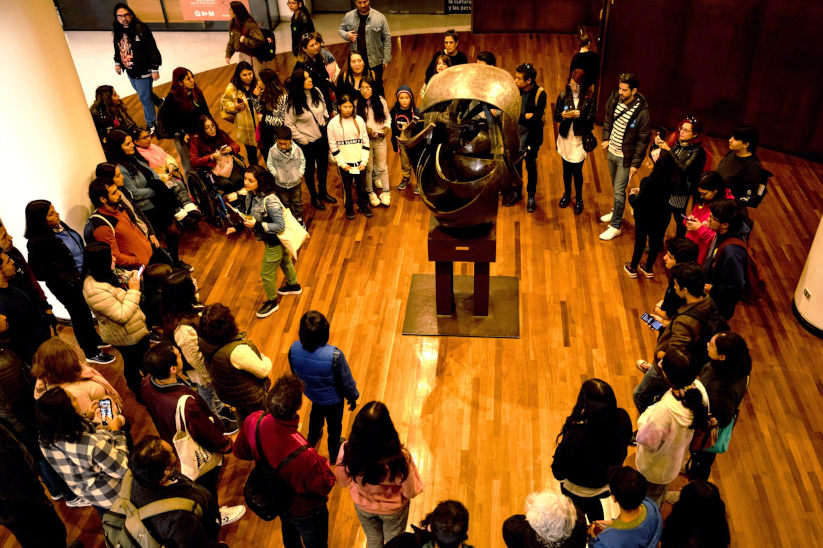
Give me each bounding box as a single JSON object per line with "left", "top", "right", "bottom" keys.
{"left": 266, "top": 125, "right": 307, "bottom": 225}
{"left": 328, "top": 93, "right": 370, "bottom": 219}
{"left": 357, "top": 75, "right": 391, "bottom": 207}
{"left": 390, "top": 85, "right": 418, "bottom": 193}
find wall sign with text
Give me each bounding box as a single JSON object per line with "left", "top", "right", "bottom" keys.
{"left": 445, "top": 0, "right": 471, "bottom": 14}
{"left": 179, "top": 0, "right": 249, "bottom": 21}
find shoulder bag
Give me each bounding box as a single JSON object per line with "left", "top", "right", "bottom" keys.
{"left": 173, "top": 395, "right": 222, "bottom": 480}
{"left": 266, "top": 193, "right": 308, "bottom": 259}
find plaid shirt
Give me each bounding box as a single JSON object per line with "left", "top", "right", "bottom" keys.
{"left": 40, "top": 427, "right": 129, "bottom": 508}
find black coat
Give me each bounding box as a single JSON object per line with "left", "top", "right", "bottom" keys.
{"left": 26, "top": 223, "right": 84, "bottom": 289}
{"left": 553, "top": 88, "right": 596, "bottom": 138}
{"left": 629, "top": 150, "right": 679, "bottom": 226}
{"left": 601, "top": 90, "right": 651, "bottom": 168}
{"left": 113, "top": 23, "right": 162, "bottom": 78}
{"left": 290, "top": 8, "right": 315, "bottom": 57}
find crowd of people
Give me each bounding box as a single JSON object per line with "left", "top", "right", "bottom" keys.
{"left": 0, "top": 1, "right": 770, "bottom": 546}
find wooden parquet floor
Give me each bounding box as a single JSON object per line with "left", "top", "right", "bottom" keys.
{"left": 4, "top": 32, "right": 823, "bottom": 548}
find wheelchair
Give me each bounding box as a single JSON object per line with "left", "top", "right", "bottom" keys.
{"left": 186, "top": 154, "right": 248, "bottom": 229}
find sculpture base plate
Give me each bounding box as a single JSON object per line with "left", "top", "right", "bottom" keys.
{"left": 402, "top": 274, "right": 520, "bottom": 338}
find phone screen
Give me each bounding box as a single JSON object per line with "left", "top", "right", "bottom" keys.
{"left": 136, "top": 265, "right": 145, "bottom": 278}
{"left": 99, "top": 398, "right": 113, "bottom": 425}
{"left": 640, "top": 312, "right": 664, "bottom": 331}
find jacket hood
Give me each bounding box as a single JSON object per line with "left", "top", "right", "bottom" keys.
{"left": 662, "top": 390, "right": 697, "bottom": 427}
{"left": 273, "top": 142, "right": 300, "bottom": 158}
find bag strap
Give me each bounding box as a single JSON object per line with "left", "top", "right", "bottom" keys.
{"left": 252, "top": 412, "right": 312, "bottom": 474}
{"left": 89, "top": 213, "right": 116, "bottom": 237}
{"left": 138, "top": 496, "right": 202, "bottom": 520}
{"left": 175, "top": 394, "right": 193, "bottom": 435}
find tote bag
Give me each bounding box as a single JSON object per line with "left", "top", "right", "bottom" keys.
{"left": 266, "top": 194, "right": 308, "bottom": 260}
{"left": 173, "top": 395, "right": 222, "bottom": 480}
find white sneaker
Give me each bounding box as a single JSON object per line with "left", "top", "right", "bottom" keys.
{"left": 380, "top": 192, "right": 391, "bottom": 206}
{"left": 174, "top": 209, "right": 188, "bottom": 222}
{"left": 599, "top": 226, "right": 622, "bottom": 241}
{"left": 220, "top": 505, "right": 246, "bottom": 526}
{"left": 183, "top": 203, "right": 199, "bottom": 212}
{"left": 600, "top": 211, "right": 613, "bottom": 223}
{"left": 368, "top": 192, "right": 380, "bottom": 207}
{"left": 66, "top": 497, "right": 92, "bottom": 508}
{"left": 374, "top": 179, "right": 383, "bottom": 189}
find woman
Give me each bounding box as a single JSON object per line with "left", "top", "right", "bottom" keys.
{"left": 257, "top": 69, "right": 289, "bottom": 161}
{"left": 112, "top": 3, "right": 162, "bottom": 131}
{"left": 104, "top": 129, "right": 190, "bottom": 271}
{"left": 553, "top": 71, "right": 596, "bottom": 215}
{"left": 684, "top": 171, "right": 735, "bottom": 264}
{"left": 24, "top": 200, "right": 113, "bottom": 365}
{"left": 90, "top": 84, "right": 137, "bottom": 144}
{"left": 225, "top": 1, "right": 264, "bottom": 70}
{"left": 688, "top": 331, "right": 751, "bottom": 480}
{"left": 568, "top": 33, "right": 599, "bottom": 93}
{"left": 160, "top": 269, "right": 236, "bottom": 431}
{"left": 420, "top": 54, "right": 451, "bottom": 99}
{"left": 294, "top": 32, "right": 336, "bottom": 116}
{"left": 357, "top": 76, "right": 391, "bottom": 207}
{"left": 636, "top": 348, "right": 709, "bottom": 506}
{"left": 551, "top": 379, "right": 632, "bottom": 521}
{"left": 328, "top": 93, "right": 370, "bottom": 219}
{"left": 160, "top": 67, "right": 211, "bottom": 176}
{"left": 36, "top": 387, "right": 128, "bottom": 512}
{"left": 220, "top": 61, "right": 263, "bottom": 165}
{"left": 239, "top": 165, "right": 301, "bottom": 318}
{"left": 660, "top": 480, "right": 730, "bottom": 548}
{"left": 198, "top": 302, "right": 272, "bottom": 421}
{"left": 32, "top": 337, "right": 124, "bottom": 428}
{"left": 336, "top": 51, "right": 376, "bottom": 101}
{"left": 285, "top": 68, "right": 333, "bottom": 211}
{"left": 81, "top": 241, "right": 149, "bottom": 396}
{"left": 334, "top": 401, "right": 424, "bottom": 548}
{"left": 502, "top": 489, "right": 587, "bottom": 548}
{"left": 288, "top": 0, "right": 314, "bottom": 57}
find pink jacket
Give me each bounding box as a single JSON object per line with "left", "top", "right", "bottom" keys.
{"left": 334, "top": 443, "right": 424, "bottom": 514}
{"left": 34, "top": 364, "right": 123, "bottom": 423}
{"left": 684, "top": 188, "right": 735, "bottom": 264}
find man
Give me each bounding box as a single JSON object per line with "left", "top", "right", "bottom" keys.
{"left": 235, "top": 374, "right": 336, "bottom": 548}
{"left": 633, "top": 263, "right": 724, "bottom": 414}
{"left": 139, "top": 342, "right": 246, "bottom": 527}
{"left": 509, "top": 63, "right": 546, "bottom": 212}
{"left": 704, "top": 199, "right": 750, "bottom": 320}
{"left": 128, "top": 436, "right": 226, "bottom": 547}
{"left": 588, "top": 467, "right": 662, "bottom": 547}
{"left": 338, "top": 0, "right": 392, "bottom": 85}
{"left": 0, "top": 252, "right": 51, "bottom": 363}
{"left": 716, "top": 125, "right": 769, "bottom": 206}
{"left": 386, "top": 500, "right": 473, "bottom": 548}
{"left": 87, "top": 177, "right": 156, "bottom": 268}
{"left": 651, "top": 238, "right": 700, "bottom": 328}
{"left": 599, "top": 73, "right": 650, "bottom": 241}
{"left": 113, "top": 3, "right": 163, "bottom": 132}
{"left": 424, "top": 29, "right": 468, "bottom": 82}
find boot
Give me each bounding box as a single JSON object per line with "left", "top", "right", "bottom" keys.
{"left": 504, "top": 188, "right": 522, "bottom": 207}
{"left": 311, "top": 195, "right": 325, "bottom": 211}
{"left": 526, "top": 195, "right": 536, "bottom": 213}
{"left": 318, "top": 182, "right": 337, "bottom": 204}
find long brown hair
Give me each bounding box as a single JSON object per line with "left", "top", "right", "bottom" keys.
{"left": 31, "top": 338, "right": 83, "bottom": 385}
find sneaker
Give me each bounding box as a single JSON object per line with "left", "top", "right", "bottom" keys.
{"left": 87, "top": 353, "right": 115, "bottom": 365}
{"left": 175, "top": 260, "right": 194, "bottom": 272}
{"left": 374, "top": 179, "right": 383, "bottom": 190}
{"left": 623, "top": 262, "right": 638, "bottom": 278}
{"left": 600, "top": 211, "right": 613, "bottom": 223}
{"left": 66, "top": 497, "right": 92, "bottom": 508}
{"left": 638, "top": 264, "right": 654, "bottom": 279}
{"left": 358, "top": 206, "right": 373, "bottom": 218}
{"left": 174, "top": 209, "right": 188, "bottom": 222}
{"left": 380, "top": 192, "right": 391, "bottom": 206}
{"left": 221, "top": 417, "right": 240, "bottom": 435}
{"left": 368, "top": 192, "right": 380, "bottom": 207}
{"left": 599, "top": 226, "right": 622, "bottom": 241}
{"left": 526, "top": 196, "right": 536, "bottom": 213}
{"left": 665, "top": 491, "right": 681, "bottom": 504}
{"left": 397, "top": 178, "right": 408, "bottom": 190}
{"left": 220, "top": 505, "right": 247, "bottom": 526}
{"left": 49, "top": 492, "right": 65, "bottom": 501}
{"left": 256, "top": 299, "right": 280, "bottom": 318}
{"left": 277, "top": 283, "right": 303, "bottom": 295}
{"left": 636, "top": 359, "right": 652, "bottom": 373}
{"left": 413, "top": 186, "right": 420, "bottom": 195}
{"left": 345, "top": 209, "right": 355, "bottom": 220}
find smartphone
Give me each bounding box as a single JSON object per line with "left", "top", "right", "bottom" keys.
{"left": 679, "top": 213, "right": 686, "bottom": 219}
{"left": 99, "top": 398, "right": 114, "bottom": 426}
{"left": 640, "top": 312, "right": 664, "bottom": 331}
{"left": 136, "top": 265, "right": 145, "bottom": 279}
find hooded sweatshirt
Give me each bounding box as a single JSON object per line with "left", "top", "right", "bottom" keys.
{"left": 390, "top": 85, "right": 417, "bottom": 152}
{"left": 327, "top": 114, "right": 370, "bottom": 168}
{"left": 635, "top": 383, "right": 708, "bottom": 484}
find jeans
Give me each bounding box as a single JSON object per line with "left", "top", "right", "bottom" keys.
{"left": 562, "top": 159, "right": 584, "bottom": 198}
{"left": 366, "top": 136, "right": 389, "bottom": 194}
{"left": 354, "top": 504, "right": 410, "bottom": 548}
{"left": 281, "top": 505, "right": 330, "bottom": 548}
{"left": 129, "top": 76, "right": 156, "bottom": 128}
{"left": 307, "top": 400, "right": 344, "bottom": 462}
{"left": 145, "top": 207, "right": 180, "bottom": 263}
{"left": 193, "top": 382, "right": 227, "bottom": 417}
{"left": 298, "top": 138, "right": 330, "bottom": 200}
{"left": 276, "top": 185, "right": 304, "bottom": 221}
{"left": 606, "top": 151, "right": 631, "bottom": 229}
{"left": 47, "top": 280, "right": 103, "bottom": 358}
{"left": 339, "top": 168, "right": 367, "bottom": 213}
{"left": 633, "top": 363, "right": 668, "bottom": 415}
{"left": 261, "top": 243, "right": 298, "bottom": 301}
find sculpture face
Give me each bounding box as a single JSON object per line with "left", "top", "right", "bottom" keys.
{"left": 400, "top": 64, "right": 523, "bottom": 228}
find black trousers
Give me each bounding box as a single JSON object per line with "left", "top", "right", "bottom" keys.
{"left": 47, "top": 281, "right": 103, "bottom": 358}
{"left": 667, "top": 202, "right": 689, "bottom": 238}
{"left": 562, "top": 159, "right": 584, "bottom": 197}
{"left": 339, "top": 169, "right": 367, "bottom": 213}
{"left": 686, "top": 450, "right": 717, "bottom": 481}
{"left": 560, "top": 484, "right": 608, "bottom": 522}
{"left": 245, "top": 144, "right": 259, "bottom": 166}
{"left": 145, "top": 207, "right": 179, "bottom": 263}
{"left": 114, "top": 335, "right": 150, "bottom": 396}
{"left": 298, "top": 137, "right": 330, "bottom": 200}
{"left": 0, "top": 500, "right": 67, "bottom": 548}
{"left": 307, "top": 400, "right": 344, "bottom": 463}
{"left": 515, "top": 146, "right": 540, "bottom": 196}
{"left": 630, "top": 216, "right": 668, "bottom": 270}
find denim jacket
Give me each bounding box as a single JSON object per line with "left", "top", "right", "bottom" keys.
{"left": 337, "top": 9, "right": 392, "bottom": 66}
{"left": 243, "top": 192, "right": 285, "bottom": 246}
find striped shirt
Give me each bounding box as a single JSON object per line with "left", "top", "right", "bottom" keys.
{"left": 608, "top": 100, "right": 640, "bottom": 157}
{"left": 40, "top": 427, "right": 129, "bottom": 508}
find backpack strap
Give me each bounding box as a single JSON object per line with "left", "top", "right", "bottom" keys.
{"left": 137, "top": 497, "right": 202, "bottom": 520}
{"left": 252, "top": 412, "right": 312, "bottom": 474}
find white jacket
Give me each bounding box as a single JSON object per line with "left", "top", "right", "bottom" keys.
{"left": 83, "top": 276, "right": 149, "bottom": 347}
{"left": 635, "top": 382, "right": 709, "bottom": 484}
{"left": 327, "top": 115, "right": 369, "bottom": 168}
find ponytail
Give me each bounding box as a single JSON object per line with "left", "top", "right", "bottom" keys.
{"left": 681, "top": 388, "right": 708, "bottom": 431}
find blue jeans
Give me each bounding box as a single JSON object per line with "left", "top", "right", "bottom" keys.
{"left": 281, "top": 505, "right": 329, "bottom": 548}
{"left": 606, "top": 151, "right": 631, "bottom": 229}
{"left": 129, "top": 76, "right": 156, "bottom": 128}
{"left": 633, "top": 363, "right": 668, "bottom": 415}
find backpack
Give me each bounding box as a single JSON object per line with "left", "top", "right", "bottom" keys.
{"left": 255, "top": 28, "right": 277, "bottom": 61}
{"left": 154, "top": 97, "right": 173, "bottom": 140}
{"left": 102, "top": 471, "right": 201, "bottom": 548}
{"left": 738, "top": 165, "right": 772, "bottom": 208}
{"left": 715, "top": 237, "right": 766, "bottom": 303}
{"left": 533, "top": 87, "right": 545, "bottom": 126}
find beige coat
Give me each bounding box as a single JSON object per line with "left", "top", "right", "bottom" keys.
{"left": 83, "top": 276, "right": 149, "bottom": 347}
{"left": 221, "top": 82, "right": 257, "bottom": 146}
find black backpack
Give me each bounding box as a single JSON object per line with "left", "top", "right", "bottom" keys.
{"left": 255, "top": 29, "right": 277, "bottom": 62}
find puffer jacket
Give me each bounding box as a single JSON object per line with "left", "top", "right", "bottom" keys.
{"left": 198, "top": 338, "right": 270, "bottom": 417}
{"left": 82, "top": 277, "right": 148, "bottom": 347}
{"left": 221, "top": 82, "right": 258, "bottom": 146}
{"left": 34, "top": 364, "right": 123, "bottom": 422}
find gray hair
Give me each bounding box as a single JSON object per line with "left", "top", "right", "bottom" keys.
{"left": 525, "top": 490, "right": 577, "bottom": 545}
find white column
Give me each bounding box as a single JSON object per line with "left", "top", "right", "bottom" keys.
{"left": 794, "top": 215, "right": 823, "bottom": 338}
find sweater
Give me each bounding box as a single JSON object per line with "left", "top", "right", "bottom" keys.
{"left": 334, "top": 443, "right": 423, "bottom": 514}
{"left": 288, "top": 342, "right": 359, "bottom": 406}
{"left": 591, "top": 498, "right": 662, "bottom": 548}
{"left": 82, "top": 276, "right": 149, "bottom": 347}
{"left": 189, "top": 132, "right": 241, "bottom": 170}
{"left": 328, "top": 115, "right": 370, "bottom": 168}
{"left": 284, "top": 93, "right": 328, "bottom": 145}
{"left": 267, "top": 141, "right": 306, "bottom": 189}
{"left": 89, "top": 205, "right": 153, "bottom": 268}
